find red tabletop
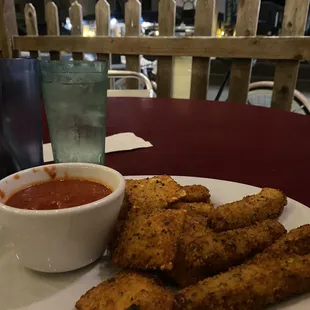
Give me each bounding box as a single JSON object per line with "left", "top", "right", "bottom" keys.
{"left": 102, "top": 97, "right": 310, "bottom": 207}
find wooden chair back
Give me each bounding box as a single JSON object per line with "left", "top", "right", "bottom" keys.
{"left": 0, "top": 0, "right": 310, "bottom": 111}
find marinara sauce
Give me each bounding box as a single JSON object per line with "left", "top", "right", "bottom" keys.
{"left": 5, "top": 179, "right": 112, "bottom": 210}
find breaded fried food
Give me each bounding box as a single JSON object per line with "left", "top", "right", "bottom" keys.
{"left": 125, "top": 176, "right": 186, "bottom": 210}
{"left": 76, "top": 270, "right": 175, "bottom": 310}
{"left": 118, "top": 193, "right": 131, "bottom": 221}
{"left": 166, "top": 215, "right": 211, "bottom": 287}
{"left": 181, "top": 185, "right": 211, "bottom": 203}
{"left": 186, "top": 219, "right": 285, "bottom": 272}
{"left": 210, "top": 188, "right": 287, "bottom": 231}
{"left": 167, "top": 219, "right": 285, "bottom": 287}
{"left": 166, "top": 254, "right": 207, "bottom": 288}
{"left": 112, "top": 209, "right": 186, "bottom": 270}
{"left": 108, "top": 195, "right": 132, "bottom": 252}
{"left": 251, "top": 224, "right": 310, "bottom": 263}
{"left": 175, "top": 254, "right": 310, "bottom": 310}
{"left": 111, "top": 177, "right": 186, "bottom": 252}
{"left": 169, "top": 202, "right": 214, "bottom": 225}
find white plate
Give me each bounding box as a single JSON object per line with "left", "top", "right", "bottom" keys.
{"left": 1, "top": 176, "right": 310, "bottom": 310}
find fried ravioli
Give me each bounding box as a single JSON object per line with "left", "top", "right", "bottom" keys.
{"left": 181, "top": 185, "right": 211, "bottom": 203}
{"left": 112, "top": 209, "right": 186, "bottom": 270}
{"left": 108, "top": 195, "right": 132, "bottom": 252}
{"left": 76, "top": 271, "right": 175, "bottom": 310}
{"left": 210, "top": 188, "right": 287, "bottom": 231}
{"left": 175, "top": 255, "right": 310, "bottom": 310}
{"left": 125, "top": 176, "right": 186, "bottom": 211}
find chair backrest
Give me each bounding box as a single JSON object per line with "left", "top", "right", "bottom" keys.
{"left": 108, "top": 70, "right": 155, "bottom": 98}
{"left": 0, "top": 0, "right": 310, "bottom": 111}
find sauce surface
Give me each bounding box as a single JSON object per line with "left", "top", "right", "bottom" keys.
{"left": 5, "top": 178, "right": 112, "bottom": 210}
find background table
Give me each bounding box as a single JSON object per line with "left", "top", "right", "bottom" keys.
{"left": 41, "top": 97, "right": 310, "bottom": 205}
{"left": 95, "top": 97, "right": 310, "bottom": 207}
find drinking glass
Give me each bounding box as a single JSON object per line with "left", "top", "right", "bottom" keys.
{"left": 40, "top": 60, "right": 108, "bottom": 164}
{"left": 0, "top": 58, "right": 43, "bottom": 172}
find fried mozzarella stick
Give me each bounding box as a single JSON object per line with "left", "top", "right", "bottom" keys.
{"left": 251, "top": 224, "right": 310, "bottom": 263}
{"left": 175, "top": 255, "right": 310, "bottom": 310}
{"left": 167, "top": 219, "right": 286, "bottom": 287}
{"left": 210, "top": 188, "right": 287, "bottom": 232}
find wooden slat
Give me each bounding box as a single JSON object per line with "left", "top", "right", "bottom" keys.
{"left": 213, "top": 0, "right": 218, "bottom": 36}
{"left": 69, "top": 1, "right": 83, "bottom": 60}
{"left": 157, "top": 0, "right": 176, "bottom": 98}
{"left": 13, "top": 36, "right": 310, "bottom": 60}
{"left": 228, "top": 0, "right": 261, "bottom": 104}
{"left": 45, "top": 1, "right": 60, "bottom": 60}
{"left": 125, "top": 0, "right": 141, "bottom": 89}
{"left": 95, "top": 0, "right": 110, "bottom": 63}
{"left": 271, "top": 0, "right": 310, "bottom": 111}
{"left": 190, "top": 0, "right": 215, "bottom": 100}
{"left": 24, "top": 3, "right": 39, "bottom": 58}
{"left": 0, "top": 0, "right": 18, "bottom": 58}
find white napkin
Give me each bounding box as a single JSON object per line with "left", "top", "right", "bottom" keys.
{"left": 43, "top": 132, "right": 153, "bottom": 162}
{"left": 105, "top": 132, "right": 152, "bottom": 153}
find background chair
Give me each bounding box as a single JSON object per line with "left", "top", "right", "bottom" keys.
{"left": 108, "top": 70, "right": 155, "bottom": 98}
{"left": 0, "top": 0, "right": 309, "bottom": 112}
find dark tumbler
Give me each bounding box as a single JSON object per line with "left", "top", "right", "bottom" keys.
{"left": 0, "top": 58, "right": 43, "bottom": 174}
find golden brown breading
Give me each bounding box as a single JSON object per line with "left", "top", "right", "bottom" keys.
{"left": 167, "top": 219, "right": 285, "bottom": 287}
{"left": 76, "top": 270, "right": 175, "bottom": 310}
{"left": 111, "top": 177, "right": 186, "bottom": 253}
{"left": 175, "top": 255, "right": 310, "bottom": 310}
{"left": 118, "top": 193, "right": 132, "bottom": 221}
{"left": 210, "top": 188, "right": 287, "bottom": 232}
{"left": 174, "top": 220, "right": 286, "bottom": 286}
{"left": 165, "top": 215, "right": 211, "bottom": 287}
{"left": 181, "top": 185, "right": 211, "bottom": 203}
{"left": 169, "top": 202, "right": 214, "bottom": 226}
{"left": 186, "top": 219, "right": 286, "bottom": 270}
{"left": 112, "top": 209, "right": 187, "bottom": 270}
{"left": 166, "top": 254, "right": 207, "bottom": 288}
{"left": 125, "top": 176, "right": 186, "bottom": 211}
{"left": 251, "top": 224, "right": 310, "bottom": 263}
{"left": 108, "top": 195, "right": 132, "bottom": 252}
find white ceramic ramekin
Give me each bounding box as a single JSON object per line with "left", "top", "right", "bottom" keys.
{"left": 0, "top": 163, "right": 125, "bottom": 273}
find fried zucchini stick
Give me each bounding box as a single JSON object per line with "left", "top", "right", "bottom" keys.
{"left": 175, "top": 255, "right": 310, "bottom": 310}
{"left": 167, "top": 219, "right": 285, "bottom": 287}
{"left": 210, "top": 188, "right": 287, "bottom": 231}
{"left": 76, "top": 271, "right": 175, "bottom": 310}
{"left": 186, "top": 219, "right": 285, "bottom": 269}
{"left": 251, "top": 224, "right": 310, "bottom": 263}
